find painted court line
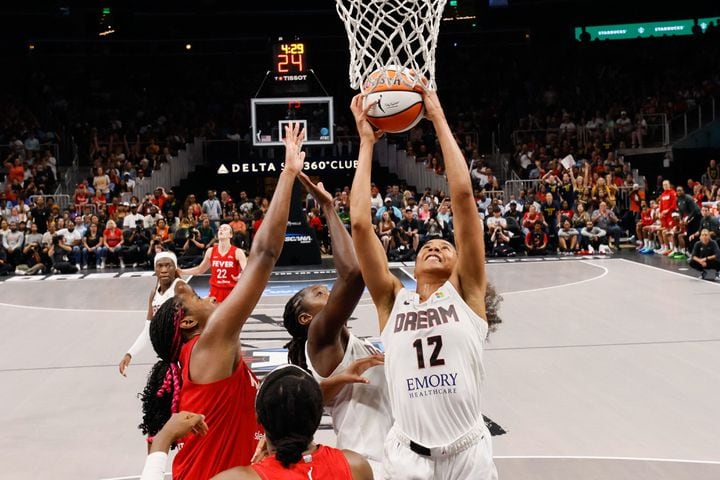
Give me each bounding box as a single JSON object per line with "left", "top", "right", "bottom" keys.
{"left": 502, "top": 260, "right": 608, "bottom": 295}
{"left": 0, "top": 301, "right": 145, "bottom": 314}
{"left": 618, "top": 258, "right": 720, "bottom": 286}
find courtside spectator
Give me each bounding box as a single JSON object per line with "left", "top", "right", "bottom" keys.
{"left": 688, "top": 229, "right": 720, "bottom": 280}
{"left": 56, "top": 219, "right": 83, "bottom": 270}
{"left": 591, "top": 201, "right": 624, "bottom": 250}
{"left": 525, "top": 222, "right": 548, "bottom": 255}
{"left": 2, "top": 221, "right": 24, "bottom": 266}
{"left": 103, "top": 219, "right": 126, "bottom": 269}
{"left": 580, "top": 221, "right": 607, "bottom": 253}
{"left": 202, "top": 189, "right": 222, "bottom": 227}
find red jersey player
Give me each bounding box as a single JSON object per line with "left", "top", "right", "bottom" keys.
{"left": 656, "top": 180, "right": 678, "bottom": 254}
{"left": 136, "top": 367, "right": 372, "bottom": 480}
{"left": 212, "top": 365, "right": 372, "bottom": 480}
{"left": 137, "top": 123, "right": 307, "bottom": 480}
{"left": 177, "top": 223, "right": 247, "bottom": 303}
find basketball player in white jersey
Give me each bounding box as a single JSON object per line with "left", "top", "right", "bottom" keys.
{"left": 281, "top": 172, "right": 392, "bottom": 478}
{"left": 118, "top": 252, "right": 185, "bottom": 376}
{"left": 349, "top": 90, "right": 502, "bottom": 479}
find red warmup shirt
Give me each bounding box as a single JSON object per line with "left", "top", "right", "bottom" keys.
{"left": 659, "top": 189, "right": 677, "bottom": 216}
{"left": 251, "top": 445, "right": 353, "bottom": 480}
{"left": 308, "top": 215, "right": 323, "bottom": 234}
{"left": 640, "top": 209, "right": 654, "bottom": 227}
{"left": 174, "top": 336, "right": 262, "bottom": 480}
{"left": 209, "top": 245, "right": 241, "bottom": 289}
{"left": 103, "top": 228, "right": 123, "bottom": 247}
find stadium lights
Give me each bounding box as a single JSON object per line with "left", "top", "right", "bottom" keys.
{"left": 185, "top": 43, "right": 192, "bottom": 50}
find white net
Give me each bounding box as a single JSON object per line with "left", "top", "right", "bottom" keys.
{"left": 335, "top": 0, "right": 447, "bottom": 91}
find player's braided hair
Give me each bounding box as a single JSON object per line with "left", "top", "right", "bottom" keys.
{"left": 283, "top": 288, "right": 310, "bottom": 371}
{"left": 256, "top": 365, "right": 323, "bottom": 468}
{"left": 138, "top": 298, "right": 185, "bottom": 440}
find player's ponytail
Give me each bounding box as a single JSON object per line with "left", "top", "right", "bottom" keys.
{"left": 283, "top": 289, "right": 310, "bottom": 370}
{"left": 274, "top": 433, "right": 311, "bottom": 467}
{"left": 485, "top": 282, "right": 503, "bottom": 335}
{"left": 138, "top": 298, "right": 185, "bottom": 439}
{"left": 256, "top": 365, "right": 323, "bottom": 468}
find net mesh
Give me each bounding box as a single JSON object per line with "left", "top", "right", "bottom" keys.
{"left": 335, "top": 0, "right": 447, "bottom": 91}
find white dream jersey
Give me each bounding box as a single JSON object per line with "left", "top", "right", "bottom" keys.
{"left": 152, "top": 278, "right": 184, "bottom": 315}
{"left": 381, "top": 280, "right": 489, "bottom": 447}
{"left": 306, "top": 333, "right": 393, "bottom": 463}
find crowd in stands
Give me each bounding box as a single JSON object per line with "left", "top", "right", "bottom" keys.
{"left": 3, "top": 124, "right": 720, "bottom": 276}
{"left": 1, "top": 97, "right": 60, "bottom": 206}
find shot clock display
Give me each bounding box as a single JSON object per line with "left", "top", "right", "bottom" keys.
{"left": 273, "top": 41, "right": 307, "bottom": 77}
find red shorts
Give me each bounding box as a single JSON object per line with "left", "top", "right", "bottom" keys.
{"left": 209, "top": 285, "right": 234, "bottom": 303}
{"left": 661, "top": 217, "right": 673, "bottom": 229}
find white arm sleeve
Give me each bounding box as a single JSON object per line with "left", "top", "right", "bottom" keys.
{"left": 139, "top": 451, "right": 168, "bottom": 480}
{"left": 127, "top": 320, "right": 151, "bottom": 358}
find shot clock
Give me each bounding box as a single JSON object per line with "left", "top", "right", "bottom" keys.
{"left": 272, "top": 41, "right": 307, "bottom": 78}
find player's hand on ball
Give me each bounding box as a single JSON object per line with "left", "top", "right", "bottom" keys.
{"left": 350, "top": 94, "right": 384, "bottom": 143}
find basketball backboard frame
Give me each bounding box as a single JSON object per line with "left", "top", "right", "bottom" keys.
{"left": 251, "top": 96, "right": 334, "bottom": 147}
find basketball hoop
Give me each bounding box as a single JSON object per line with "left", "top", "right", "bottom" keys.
{"left": 335, "top": 0, "right": 447, "bottom": 92}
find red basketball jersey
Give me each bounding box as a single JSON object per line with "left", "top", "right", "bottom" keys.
{"left": 251, "top": 445, "right": 353, "bottom": 480}
{"left": 209, "top": 244, "right": 241, "bottom": 288}
{"left": 173, "top": 336, "right": 262, "bottom": 480}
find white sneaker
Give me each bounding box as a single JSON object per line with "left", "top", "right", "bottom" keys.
{"left": 82, "top": 264, "right": 88, "bottom": 270}
{"left": 132, "top": 263, "right": 138, "bottom": 268}
{"left": 76, "top": 264, "right": 81, "bottom": 271}
{"left": 100, "top": 260, "right": 106, "bottom": 269}
{"left": 120, "top": 260, "right": 126, "bottom": 269}
{"left": 588, "top": 245, "right": 595, "bottom": 254}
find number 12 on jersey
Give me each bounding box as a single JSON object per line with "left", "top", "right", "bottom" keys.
{"left": 413, "top": 335, "right": 445, "bottom": 369}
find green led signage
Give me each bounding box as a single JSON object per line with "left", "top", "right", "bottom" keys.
{"left": 575, "top": 17, "right": 719, "bottom": 41}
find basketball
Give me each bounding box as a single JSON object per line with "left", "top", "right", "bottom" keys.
{"left": 362, "top": 66, "right": 425, "bottom": 133}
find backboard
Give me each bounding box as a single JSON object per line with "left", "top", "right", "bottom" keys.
{"left": 251, "top": 96, "right": 334, "bottom": 147}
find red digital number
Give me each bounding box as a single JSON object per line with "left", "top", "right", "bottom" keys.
{"left": 277, "top": 53, "right": 304, "bottom": 73}
{"left": 277, "top": 54, "right": 289, "bottom": 73}
{"left": 289, "top": 53, "right": 303, "bottom": 72}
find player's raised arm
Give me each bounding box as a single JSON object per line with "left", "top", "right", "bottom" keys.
{"left": 349, "top": 94, "right": 402, "bottom": 331}
{"left": 298, "top": 173, "right": 364, "bottom": 353}
{"left": 422, "top": 89, "right": 487, "bottom": 318}
{"left": 193, "top": 123, "right": 306, "bottom": 378}
{"left": 177, "top": 248, "right": 212, "bottom": 277}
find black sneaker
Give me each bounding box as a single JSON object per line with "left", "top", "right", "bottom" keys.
{"left": 701, "top": 270, "right": 708, "bottom": 280}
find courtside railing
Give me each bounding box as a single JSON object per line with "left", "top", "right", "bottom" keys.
{"left": 132, "top": 138, "right": 204, "bottom": 200}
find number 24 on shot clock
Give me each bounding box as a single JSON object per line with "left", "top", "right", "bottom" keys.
{"left": 274, "top": 41, "right": 306, "bottom": 74}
